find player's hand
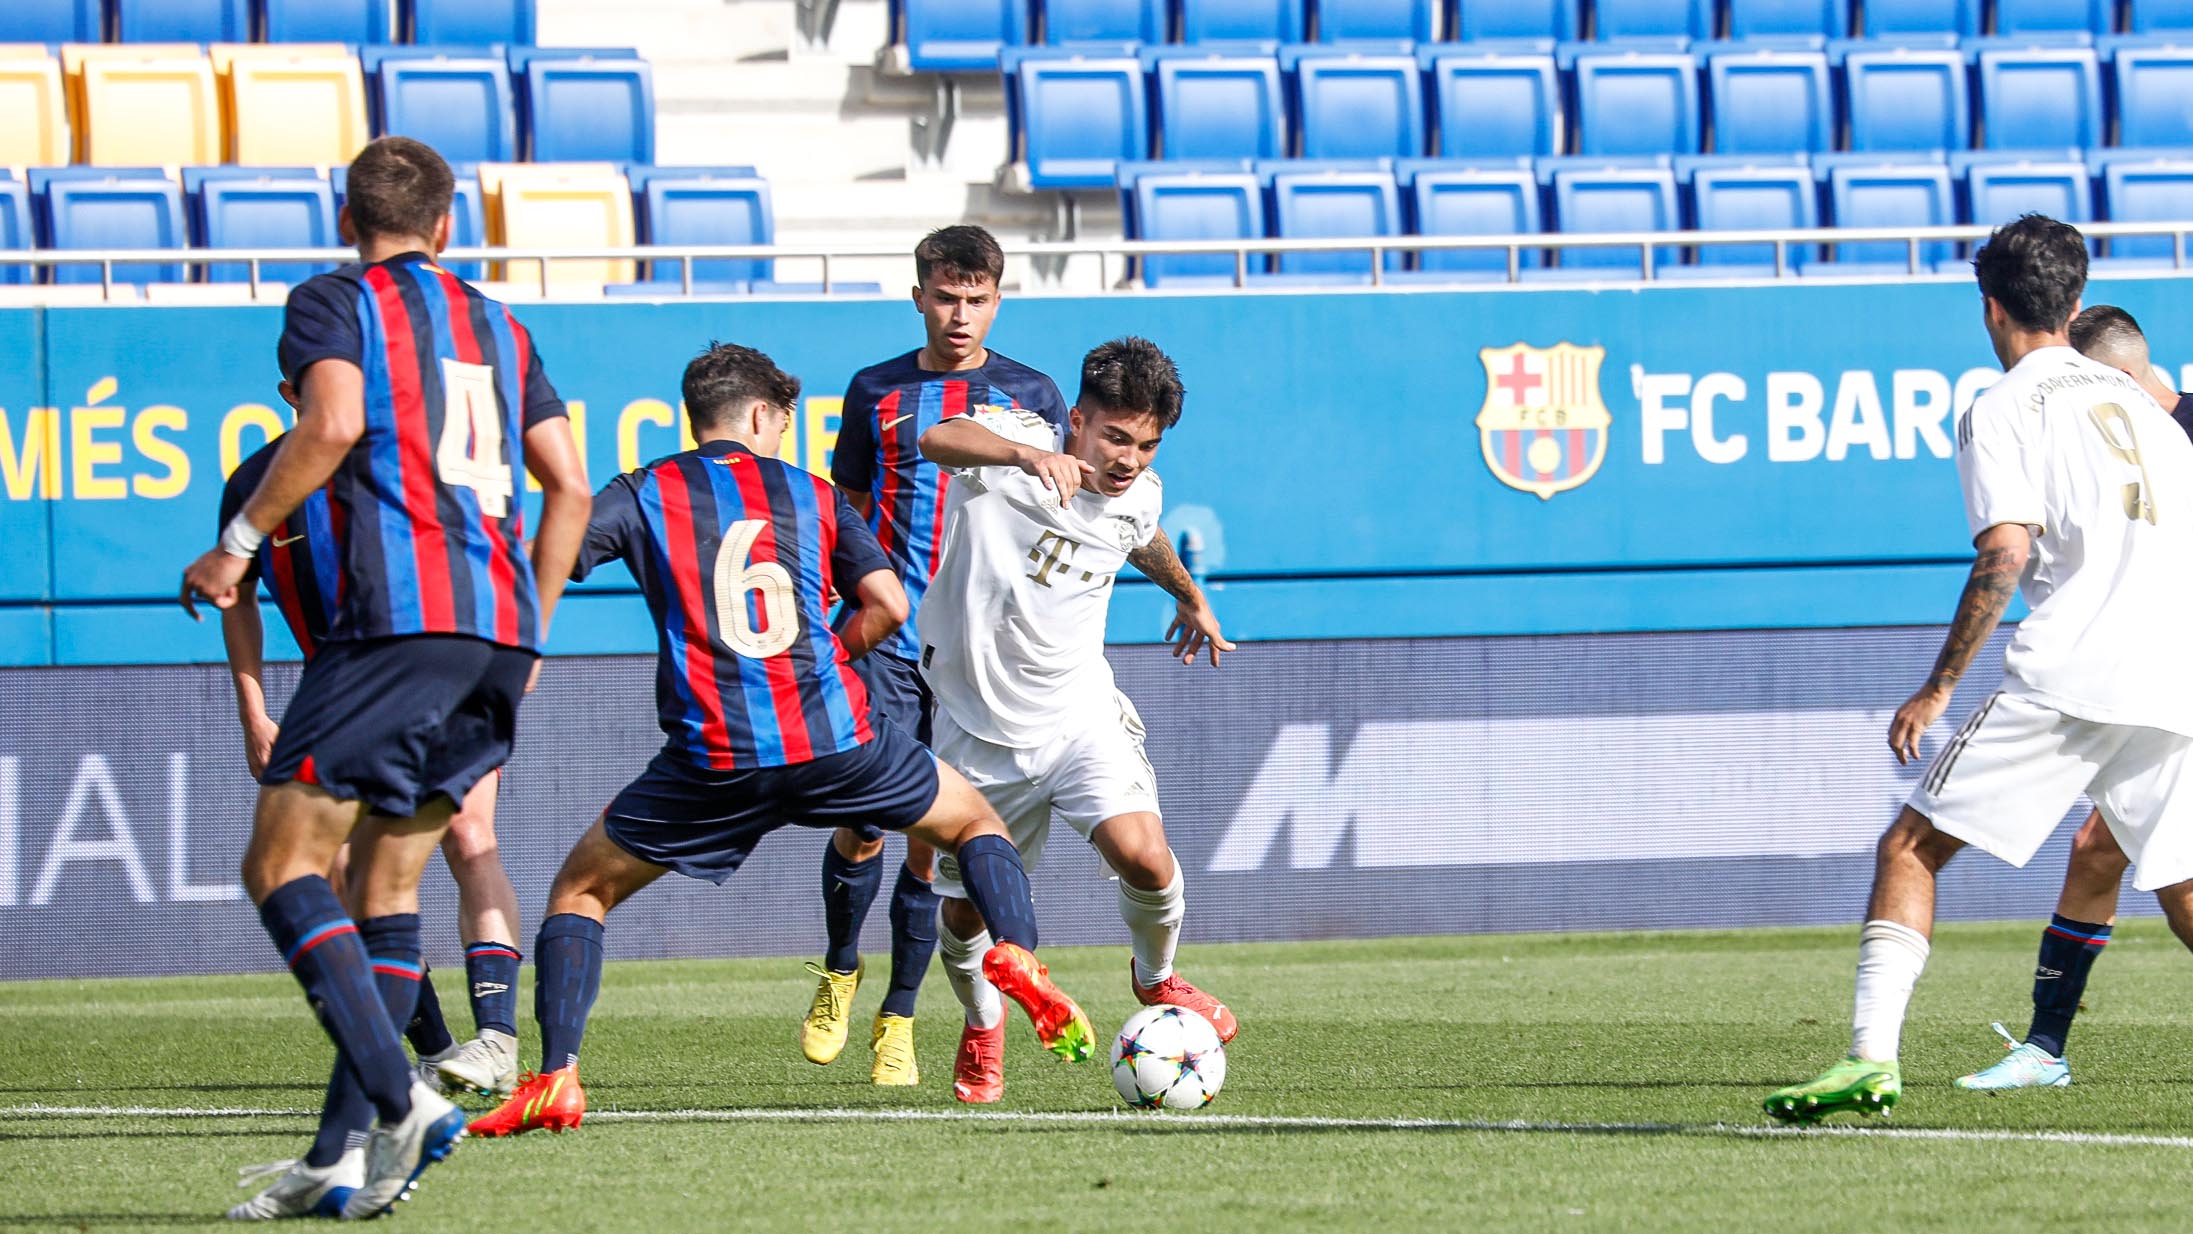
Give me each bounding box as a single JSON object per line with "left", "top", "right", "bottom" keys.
{"left": 1015, "top": 447, "right": 1095, "bottom": 501}
{"left": 242, "top": 713, "right": 278, "bottom": 778}
{"left": 1888, "top": 684, "right": 1953, "bottom": 766}
{"left": 180, "top": 548, "right": 251, "bottom": 620}
{"left": 1166, "top": 599, "right": 1235, "bottom": 668}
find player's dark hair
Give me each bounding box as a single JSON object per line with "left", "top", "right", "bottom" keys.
{"left": 343, "top": 136, "right": 456, "bottom": 245}
{"left": 2069, "top": 304, "right": 2146, "bottom": 357}
{"left": 1972, "top": 214, "right": 2088, "bottom": 334}
{"left": 683, "top": 342, "right": 801, "bottom": 432}
{"left": 913, "top": 224, "right": 1004, "bottom": 289}
{"left": 1077, "top": 337, "right": 1184, "bottom": 430}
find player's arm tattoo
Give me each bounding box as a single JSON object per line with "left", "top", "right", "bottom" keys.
{"left": 1127, "top": 535, "right": 1202, "bottom": 606}
{"left": 1922, "top": 543, "right": 2025, "bottom": 694}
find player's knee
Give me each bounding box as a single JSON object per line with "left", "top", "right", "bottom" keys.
{"left": 1878, "top": 808, "right": 1961, "bottom": 872}
{"left": 2069, "top": 825, "right": 2131, "bottom": 879}
{"left": 938, "top": 894, "right": 984, "bottom": 940}
{"left": 832, "top": 827, "right": 885, "bottom": 863}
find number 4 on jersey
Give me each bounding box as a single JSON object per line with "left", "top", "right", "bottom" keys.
{"left": 436, "top": 358, "right": 515, "bottom": 518}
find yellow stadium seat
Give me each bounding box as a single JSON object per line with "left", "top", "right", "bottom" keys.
{"left": 63, "top": 44, "right": 222, "bottom": 166}
{"left": 210, "top": 44, "right": 369, "bottom": 166}
{"left": 0, "top": 45, "right": 69, "bottom": 167}
{"left": 482, "top": 164, "right": 635, "bottom": 286}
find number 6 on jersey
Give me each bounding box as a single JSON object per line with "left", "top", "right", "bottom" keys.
{"left": 714, "top": 518, "right": 800, "bottom": 658}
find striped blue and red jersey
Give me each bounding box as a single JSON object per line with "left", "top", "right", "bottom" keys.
{"left": 831, "top": 350, "right": 1066, "bottom": 662}
{"left": 219, "top": 438, "right": 342, "bottom": 659}
{"left": 277, "top": 251, "right": 567, "bottom": 652}
{"left": 575, "top": 441, "right": 894, "bottom": 770}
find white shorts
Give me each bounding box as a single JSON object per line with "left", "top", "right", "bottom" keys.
{"left": 930, "top": 690, "right": 1161, "bottom": 900}
{"left": 1909, "top": 691, "right": 2193, "bottom": 892}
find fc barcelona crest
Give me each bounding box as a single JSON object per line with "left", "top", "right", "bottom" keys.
{"left": 1475, "top": 342, "right": 1612, "bottom": 500}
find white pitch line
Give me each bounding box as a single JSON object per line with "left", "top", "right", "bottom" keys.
{"left": 6, "top": 1103, "right": 2193, "bottom": 1149}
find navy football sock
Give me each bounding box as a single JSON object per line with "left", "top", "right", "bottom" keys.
{"left": 406, "top": 965, "right": 456, "bottom": 1057}
{"left": 307, "top": 914, "right": 426, "bottom": 1166}
{"left": 821, "top": 843, "right": 884, "bottom": 974}
{"left": 535, "top": 914, "right": 605, "bottom": 1072}
{"left": 303, "top": 1060, "right": 374, "bottom": 1169}
{"left": 954, "top": 834, "right": 1038, "bottom": 952}
{"left": 464, "top": 941, "right": 523, "bottom": 1037}
{"left": 880, "top": 865, "right": 940, "bottom": 1018}
{"left": 258, "top": 876, "right": 413, "bottom": 1124}
{"left": 2028, "top": 914, "right": 2111, "bottom": 1057}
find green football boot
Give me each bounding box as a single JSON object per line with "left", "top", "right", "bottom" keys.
{"left": 1764, "top": 1056, "right": 1902, "bottom": 1124}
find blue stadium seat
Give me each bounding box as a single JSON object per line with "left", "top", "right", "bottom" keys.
{"left": 1423, "top": 47, "right": 1563, "bottom": 157}
{"left": 1543, "top": 160, "right": 1679, "bottom": 271}
{"left": 631, "top": 167, "right": 774, "bottom": 283}
{"left": 1003, "top": 47, "right": 1148, "bottom": 189}
{"left": 114, "top": 0, "right": 249, "bottom": 40}
{"left": 1706, "top": 47, "right": 1831, "bottom": 153}
{"left": 266, "top": 0, "right": 393, "bottom": 40}
{"left": 1679, "top": 155, "right": 1816, "bottom": 269}
{"left": 1993, "top": 0, "right": 2112, "bottom": 36}
{"left": 513, "top": 50, "right": 654, "bottom": 164}
{"left": 1147, "top": 48, "right": 1287, "bottom": 159}
{"left": 2097, "top": 150, "right": 2193, "bottom": 257}
{"left": 1726, "top": 0, "right": 1850, "bottom": 40}
{"left": 1817, "top": 153, "right": 1955, "bottom": 264}
{"left": 1593, "top": 0, "right": 1712, "bottom": 39}
{"left": 2113, "top": 45, "right": 2193, "bottom": 146}
{"left": 191, "top": 171, "right": 339, "bottom": 284}
{"left": 1396, "top": 160, "right": 1542, "bottom": 278}
{"left": 405, "top": 0, "right": 534, "bottom": 43}
{"left": 1266, "top": 163, "right": 1402, "bottom": 277}
{"left": 1118, "top": 161, "right": 1266, "bottom": 286}
{"left": 1040, "top": 0, "right": 1167, "bottom": 42}
{"left": 1955, "top": 152, "right": 2093, "bottom": 230}
{"left": 2130, "top": 1, "right": 2193, "bottom": 33}
{"left": 1449, "top": 0, "right": 1578, "bottom": 41}
{"left": 371, "top": 49, "right": 517, "bottom": 165}
{"left": 1839, "top": 44, "right": 1969, "bottom": 150}
{"left": 0, "top": 0, "right": 101, "bottom": 41}
{"left": 890, "top": 0, "right": 1030, "bottom": 72}
{"left": 1287, "top": 45, "right": 1424, "bottom": 160}
{"left": 0, "top": 179, "right": 31, "bottom": 286}
{"left": 1572, "top": 50, "right": 1701, "bottom": 156}
{"left": 1858, "top": 0, "right": 1979, "bottom": 36}
{"left": 1180, "top": 0, "right": 1307, "bottom": 42}
{"left": 1316, "top": 0, "right": 1435, "bottom": 40}
{"left": 34, "top": 170, "right": 188, "bottom": 286}
{"left": 1974, "top": 45, "right": 2101, "bottom": 150}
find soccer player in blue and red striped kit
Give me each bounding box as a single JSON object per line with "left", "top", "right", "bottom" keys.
{"left": 800, "top": 225, "right": 1069, "bottom": 1086}
{"left": 180, "top": 136, "right": 593, "bottom": 1220}
{"left": 468, "top": 342, "right": 1092, "bottom": 1137}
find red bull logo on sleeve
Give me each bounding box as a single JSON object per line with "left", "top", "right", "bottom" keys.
{"left": 1476, "top": 342, "right": 1611, "bottom": 500}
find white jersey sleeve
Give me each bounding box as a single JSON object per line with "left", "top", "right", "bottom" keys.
{"left": 947, "top": 409, "right": 1066, "bottom": 492}
{"left": 1956, "top": 392, "right": 2047, "bottom": 539}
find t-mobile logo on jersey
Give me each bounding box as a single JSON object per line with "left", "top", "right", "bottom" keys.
{"left": 1026, "top": 532, "right": 1080, "bottom": 587}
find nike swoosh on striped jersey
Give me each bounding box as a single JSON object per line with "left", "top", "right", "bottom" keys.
{"left": 880, "top": 413, "right": 915, "bottom": 431}
{"left": 272, "top": 534, "right": 306, "bottom": 547}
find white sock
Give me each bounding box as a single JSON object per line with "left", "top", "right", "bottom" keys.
{"left": 937, "top": 914, "right": 1003, "bottom": 1030}
{"left": 1119, "top": 858, "right": 1185, "bottom": 987}
{"left": 1850, "top": 919, "right": 1930, "bottom": 1062}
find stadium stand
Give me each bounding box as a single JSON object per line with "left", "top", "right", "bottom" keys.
{"left": 1705, "top": 46, "right": 1832, "bottom": 154}
{"left": 1423, "top": 47, "right": 1563, "bottom": 158}
{"left": 1004, "top": 46, "right": 1149, "bottom": 189}
{"left": 1859, "top": 0, "right": 1980, "bottom": 37}
{"left": 1315, "top": 0, "right": 1437, "bottom": 41}
{"left": 1816, "top": 152, "right": 1956, "bottom": 266}
{"left": 1993, "top": 0, "right": 2112, "bottom": 36}
{"left": 1592, "top": 0, "right": 1713, "bottom": 40}
{"left": 214, "top": 44, "right": 372, "bottom": 166}
{"left": 186, "top": 166, "right": 339, "bottom": 283}
{"left": 891, "top": 0, "right": 1029, "bottom": 72}
{"left": 1265, "top": 161, "right": 1404, "bottom": 278}
{"left": 366, "top": 45, "right": 518, "bottom": 165}
{"left": 0, "top": 46, "right": 70, "bottom": 168}
{"left": 632, "top": 166, "right": 775, "bottom": 282}
{"left": 2130, "top": 1, "right": 2193, "bottom": 34}
{"left": 1957, "top": 151, "right": 2094, "bottom": 233}
{"left": 0, "top": 178, "right": 32, "bottom": 286}
{"left": 1180, "top": 0, "right": 1308, "bottom": 43}
{"left": 265, "top": 0, "right": 396, "bottom": 42}
{"left": 1041, "top": 0, "right": 1168, "bottom": 43}
{"left": 511, "top": 47, "right": 655, "bottom": 163}
{"left": 1725, "top": 0, "right": 1850, "bottom": 41}
{"left": 1973, "top": 43, "right": 2101, "bottom": 151}
{"left": 1286, "top": 44, "right": 1425, "bottom": 160}
{"left": 1448, "top": 0, "right": 1579, "bottom": 41}
{"left": 2111, "top": 44, "right": 2193, "bottom": 148}
{"left": 114, "top": 0, "right": 250, "bottom": 42}
{"left": 1118, "top": 161, "right": 1265, "bottom": 286}
{"left": 1542, "top": 159, "right": 1679, "bottom": 272}
{"left": 66, "top": 44, "right": 224, "bottom": 166}
{"left": 1838, "top": 42, "right": 1968, "bottom": 151}
{"left": 1, "top": 0, "right": 102, "bottom": 43}
{"left": 1681, "top": 155, "right": 1817, "bottom": 270}
{"left": 1395, "top": 159, "right": 1542, "bottom": 279}
{"left": 2096, "top": 149, "right": 2193, "bottom": 258}
{"left": 485, "top": 161, "right": 637, "bottom": 286}
{"left": 1571, "top": 49, "right": 1701, "bottom": 157}
{"left": 1148, "top": 47, "right": 1287, "bottom": 159}
{"left": 31, "top": 166, "right": 190, "bottom": 285}
{"left": 404, "top": 0, "right": 535, "bottom": 44}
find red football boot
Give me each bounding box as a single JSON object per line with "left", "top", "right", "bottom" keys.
{"left": 952, "top": 1022, "right": 1006, "bottom": 1104}
{"left": 1132, "top": 962, "right": 1239, "bottom": 1043}
{"left": 466, "top": 1065, "right": 586, "bottom": 1137}
{"left": 981, "top": 942, "right": 1095, "bottom": 1062}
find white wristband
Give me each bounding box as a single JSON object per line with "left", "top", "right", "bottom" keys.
{"left": 220, "top": 514, "right": 266, "bottom": 560}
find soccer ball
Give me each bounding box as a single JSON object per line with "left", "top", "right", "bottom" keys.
{"left": 1110, "top": 1004, "right": 1226, "bottom": 1110}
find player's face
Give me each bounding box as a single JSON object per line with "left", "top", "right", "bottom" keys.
{"left": 1069, "top": 406, "right": 1165, "bottom": 497}
{"left": 912, "top": 274, "right": 1000, "bottom": 369}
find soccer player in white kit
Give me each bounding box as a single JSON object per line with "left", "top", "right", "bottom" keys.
{"left": 915, "top": 337, "right": 1239, "bottom": 1104}
{"left": 1766, "top": 215, "right": 2193, "bottom": 1123}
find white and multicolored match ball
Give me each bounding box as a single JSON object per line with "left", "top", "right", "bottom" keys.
{"left": 1110, "top": 1004, "right": 1227, "bottom": 1111}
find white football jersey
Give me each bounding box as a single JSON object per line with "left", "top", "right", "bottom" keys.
{"left": 918, "top": 409, "right": 1164, "bottom": 748}
{"left": 1958, "top": 345, "right": 2193, "bottom": 736}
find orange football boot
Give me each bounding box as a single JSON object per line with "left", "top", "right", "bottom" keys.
{"left": 951, "top": 1022, "right": 1006, "bottom": 1104}
{"left": 466, "top": 1065, "right": 586, "bottom": 1137}
{"left": 1131, "top": 962, "right": 1240, "bottom": 1043}
{"left": 980, "top": 942, "right": 1094, "bottom": 1062}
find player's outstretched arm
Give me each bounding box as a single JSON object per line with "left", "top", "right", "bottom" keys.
{"left": 218, "top": 590, "right": 278, "bottom": 777}
{"left": 920, "top": 417, "right": 1091, "bottom": 497}
{"left": 1128, "top": 535, "right": 1236, "bottom": 669}
{"left": 1888, "top": 521, "right": 2033, "bottom": 764}
{"left": 838, "top": 569, "right": 910, "bottom": 662}
{"left": 522, "top": 417, "right": 592, "bottom": 637}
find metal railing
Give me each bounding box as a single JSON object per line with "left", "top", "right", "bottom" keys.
{"left": 5, "top": 220, "right": 2191, "bottom": 299}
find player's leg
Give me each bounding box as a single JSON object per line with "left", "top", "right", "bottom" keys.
{"left": 801, "top": 826, "right": 885, "bottom": 1066}
{"left": 1088, "top": 810, "right": 1237, "bottom": 1042}
{"left": 873, "top": 835, "right": 940, "bottom": 1084}
{"left": 433, "top": 771, "right": 526, "bottom": 1097}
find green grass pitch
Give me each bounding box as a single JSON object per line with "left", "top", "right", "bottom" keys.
{"left": 7, "top": 921, "right": 2193, "bottom": 1232}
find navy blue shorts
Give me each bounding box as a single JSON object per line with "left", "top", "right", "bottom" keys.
{"left": 854, "top": 651, "right": 932, "bottom": 745}
{"left": 262, "top": 634, "right": 534, "bottom": 818}
{"left": 603, "top": 713, "right": 942, "bottom": 884}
